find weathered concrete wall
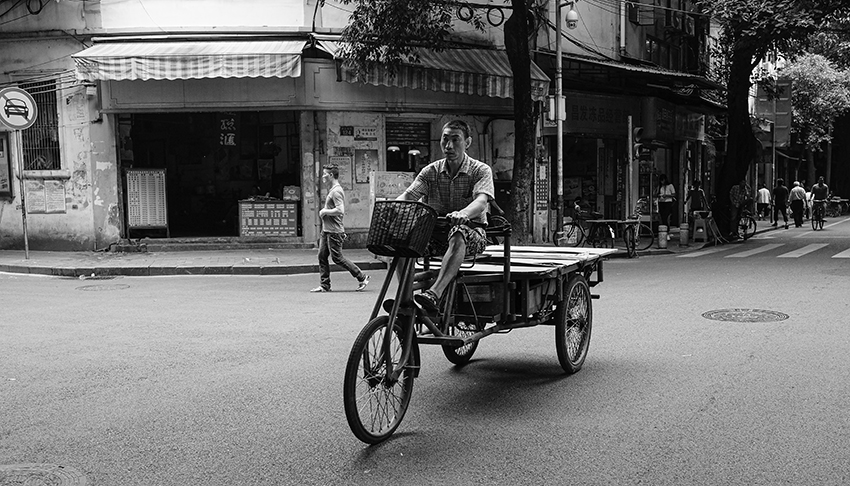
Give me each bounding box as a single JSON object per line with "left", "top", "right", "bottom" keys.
{"left": 100, "top": 0, "right": 306, "bottom": 29}
{"left": 324, "top": 112, "right": 385, "bottom": 235}
{"left": 0, "top": 33, "right": 110, "bottom": 250}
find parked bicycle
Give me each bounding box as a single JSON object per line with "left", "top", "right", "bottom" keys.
{"left": 735, "top": 204, "right": 757, "bottom": 241}
{"left": 553, "top": 198, "right": 653, "bottom": 255}
{"left": 825, "top": 197, "right": 846, "bottom": 218}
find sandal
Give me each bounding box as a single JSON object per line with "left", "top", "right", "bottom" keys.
{"left": 414, "top": 289, "right": 440, "bottom": 314}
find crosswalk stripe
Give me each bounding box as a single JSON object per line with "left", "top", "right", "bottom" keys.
{"left": 777, "top": 243, "right": 829, "bottom": 258}
{"left": 832, "top": 248, "right": 850, "bottom": 259}
{"left": 676, "top": 246, "right": 732, "bottom": 258}
{"left": 725, "top": 243, "right": 784, "bottom": 258}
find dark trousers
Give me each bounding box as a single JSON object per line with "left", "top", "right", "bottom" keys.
{"left": 790, "top": 200, "right": 804, "bottom": 227}
{"left": 318, "top": 231, "right": 365, "bottom": 290}
{"left": 658, "top": 201, "right": 674, "bottom": 228}
{"left": 773, "top": 204, "right": 788, "bottom": 226}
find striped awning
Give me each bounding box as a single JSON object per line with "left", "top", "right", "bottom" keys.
{"left": 73, "top": 40, "right": 306, "bottom": 82}
{"left": 318, "top": 41, "right": 550, "bottom": 101}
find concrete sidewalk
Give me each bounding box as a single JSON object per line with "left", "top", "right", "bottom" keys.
{"left": 1, "top": 223, "right": 780, "bottom": 278}
{"left": 0, "top": 248, "right": 387, "bottom": 278}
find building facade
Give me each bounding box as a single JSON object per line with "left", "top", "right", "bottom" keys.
{"left": 0, "top": 0, "right": 720, "bottom": 250}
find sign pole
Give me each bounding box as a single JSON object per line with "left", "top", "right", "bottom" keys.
{"left": 15, "top": 130, "right": 29, "bottom": 259}
{"left": 0, "top": 87, "right": 38, "bottom": 259}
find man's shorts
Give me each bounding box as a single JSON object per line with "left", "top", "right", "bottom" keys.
{"left": 425, "top": 224, "right": 487, "bottom": 258}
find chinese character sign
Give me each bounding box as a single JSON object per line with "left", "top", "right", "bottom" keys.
{"left": 219, "top": 113, "right": 237, "bottom": 147}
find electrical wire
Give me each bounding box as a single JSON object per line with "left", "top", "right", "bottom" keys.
{"left": 0, "top": 0, "right": 23, "bottom": 18}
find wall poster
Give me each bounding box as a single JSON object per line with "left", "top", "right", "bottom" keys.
{"left": 327, "top": 156, "right": 352, "bottom": 189}
{"left": 0, "top": 132, "right": 11, "bottom": 199}
{"left": 354, "top": 149, "right": 378, "bottom": 184}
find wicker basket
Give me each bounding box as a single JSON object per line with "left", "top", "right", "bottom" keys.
{"left": 367, "top": 200, "right": 438, "bottom": 257}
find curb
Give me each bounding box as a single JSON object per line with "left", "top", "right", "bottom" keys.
{"left": 0, "top": 260, "right": 389, "bottom": 278}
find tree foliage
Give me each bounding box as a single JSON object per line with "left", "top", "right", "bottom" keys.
{"left": 780, "top": 54, "right": 850, "bottom": 151}
{"left": 694, "top": 0, "right": 850, "bottom": 214}
{"left": 337, "top": 0, "right": 540, "bottom": 243}
{"left": 337, "top": 0, "right": 484, "bottom": 77}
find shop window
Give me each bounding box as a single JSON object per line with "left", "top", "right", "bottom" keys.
{"left": 20, "top": 80, "right": 61, "bottom": 171}
{"left": 386, "top": 120, "right": 431, "bottom": 173}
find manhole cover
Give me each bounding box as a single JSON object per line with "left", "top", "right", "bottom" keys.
{"left": 0, "top": 464, "right": 87, "bottom": 485}
{"left": 75, "top": 284, "right": 130, "bottom": 292}
{"left": 702, "top": 308, "right": 789, "bottom": 323}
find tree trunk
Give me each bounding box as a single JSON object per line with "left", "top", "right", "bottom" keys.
{"left": 826, "top": 137, "right": 832, "bottom": 187}
{"left": 717, "top": 47, "right": 759, "bottom": 235}
{"left": 806, "top": 148, "right": 815, "bottom": 187}
{"left": 504, "top": 0, "right": 535, "bottom": 245}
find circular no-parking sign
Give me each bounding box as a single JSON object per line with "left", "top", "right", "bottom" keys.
{"left": 0, "top": 87, "right": 38, "bottom": 130}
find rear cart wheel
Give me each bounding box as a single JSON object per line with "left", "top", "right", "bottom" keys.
{"left": 441, "top": 319, "right": 482, "bottom": 365}
{"left": 343, "top": 316, "right": 414, "bottom": 444}
{"left": 555, "top": 275, "right": 592, "bottom": 374}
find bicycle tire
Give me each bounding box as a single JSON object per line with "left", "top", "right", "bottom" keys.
{"left": 555, "top": 275, "right": 592, "bottom": 374}
{"left": 343, "top": 315, "right": 414, "bottom": 444}
{"left": 740, "top": 217, "right": 756, "bottom": 240}
{"left": 553, "top": 222, "right": 584, "bottom": 247}
{"left": 811, "top": 211, "right": 820, "bottom": 230}
{"left": 623, "top": 225, "right": 637, "bottom": 258}
{"left": 637, "top": 223, "right": 654, "bottom": 251}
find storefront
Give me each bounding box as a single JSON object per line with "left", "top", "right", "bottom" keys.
{"left": 545, "top": 90, "right": 640, "bottom": 225}
{"left": 67, "top": 36, "right": 550, "bottom": 249}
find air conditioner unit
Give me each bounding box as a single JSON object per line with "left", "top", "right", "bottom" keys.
{"left": 685, "top": 16, "right": 696, "bottom": 36}
{"left": 628, "top": 2, "right": 655, "bottom": 26}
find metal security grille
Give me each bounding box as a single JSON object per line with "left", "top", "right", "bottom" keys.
{"left": 20, "top": 80, "right": 61, "bottom": 171}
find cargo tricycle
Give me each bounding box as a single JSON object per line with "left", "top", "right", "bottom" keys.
{"left": 343, "top": 200, "right": 615, "bottom": 444}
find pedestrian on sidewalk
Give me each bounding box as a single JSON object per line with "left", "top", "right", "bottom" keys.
{"left": 685, "top": 180, "right": 708, "bottom": 214}
{"left": 656, "top": 174, "right": 676, "bottom": 228}
{"left": 756, "top": 183, "right": 771, "bottom": 221}
{"left": 789, "top": 181, "right": 807, "bottom": 228}
{"left": 772, "top": 178, "right": 789, "bottom": 229}
{"left": 311, "top": 164, "right": 370, "bottom": 293}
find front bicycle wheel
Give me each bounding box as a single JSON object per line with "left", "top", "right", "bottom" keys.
{"left": 343, "top": 315, "right": 414, "bottom": 444}
{"left": 553, "top": 222, "right": 584, "bottom": 247}
{"left": 555, "top": 275, "right": 592, "bottom": 374}
{"left": 623, "top": 225, "right": 637, "bottom": 258}
{"left": 637, "top": 223, "right": 654, "bottom": 251}
{"left": 812, "top": 212, "right": 819, "bottom": 230}
{"left": 740, "top": 217, "right": 756, "bottom": 240}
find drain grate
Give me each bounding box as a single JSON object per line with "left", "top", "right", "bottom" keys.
{"left": 75, "top": 284, "right": 131, "bottom": 292}
{"left": 702, "top": 308, "right": 789, "bottom": 323}
{"left": 0, "top": 464, "right": 87, "bottom": 485}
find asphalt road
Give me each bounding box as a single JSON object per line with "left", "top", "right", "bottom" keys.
{"left": 2, "top": 218, "right": 850, "bottom": 485}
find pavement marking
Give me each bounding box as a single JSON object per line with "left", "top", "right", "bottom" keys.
{"left": 725, "top": 243, "right": 784, "bottom": 258}
{"left": 777, "top": 243, "right": 829, "bottom": 258}
{"left": 825, "top": 216, "right": 850, "bottom": 229}
{"left": 676, "top": 246, "right": 733, "bottom": 258}
{"left": 832, "top": 248, "right": 850, "bottom": 259}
